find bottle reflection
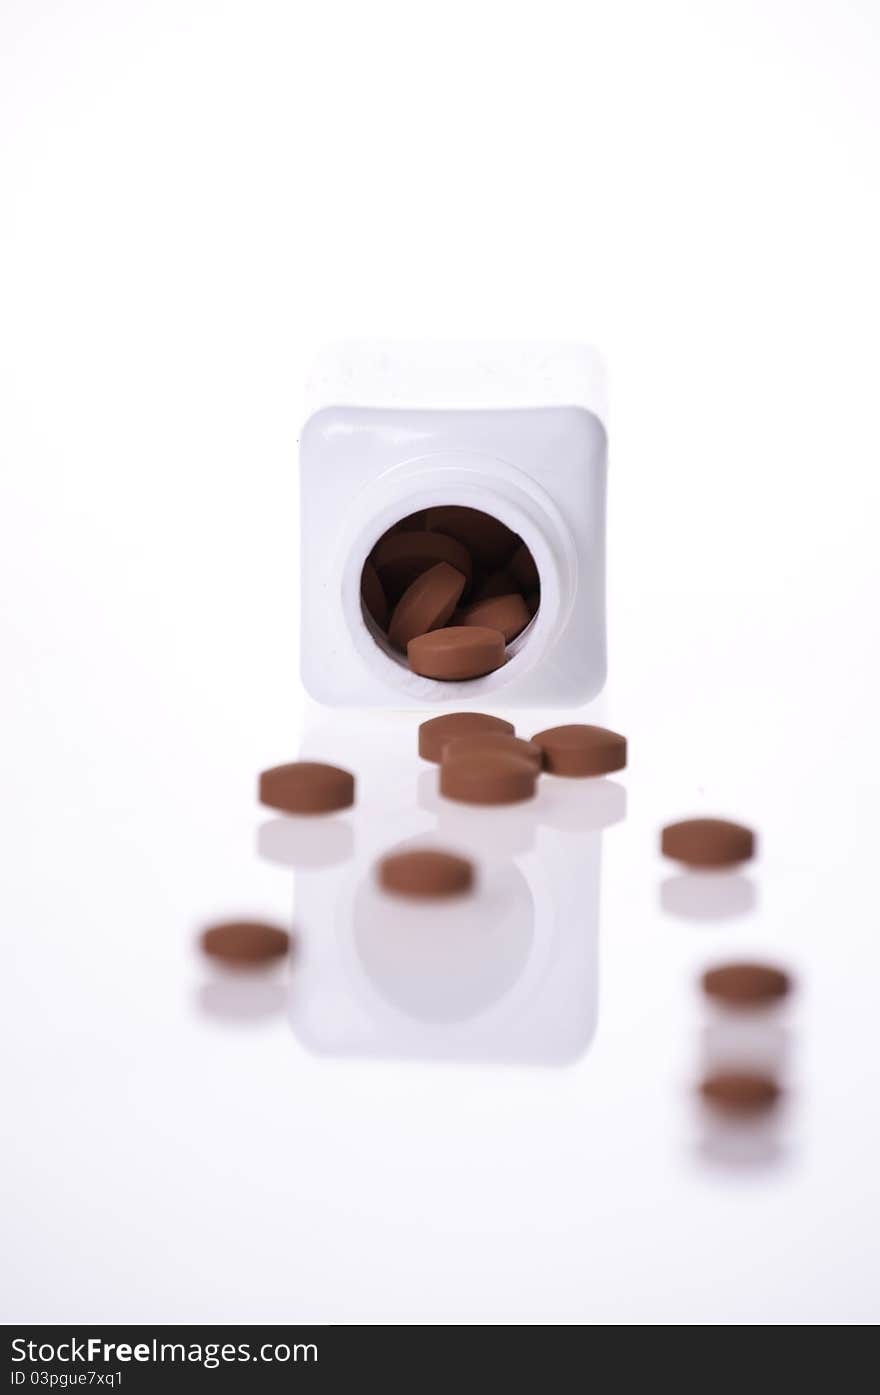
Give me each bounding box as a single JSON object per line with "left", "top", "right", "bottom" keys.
{"left": 352, "top": 850, "right": 534, "bottom": 1025}
{"left": 289, "top": 826, "right": 602, "bottom": 1063}
{"left": 284, "top": 715, "right": 623, "bottom": 1065}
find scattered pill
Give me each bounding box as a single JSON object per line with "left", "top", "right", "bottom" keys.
{"left": 378, "top": 848, "right": 474, "bottom": 898}
{"left": 441, "top": 731, "right": 543, "bottom": 770}
{"left": 699, "top": 1071, "right": 781, "bottom": 1115}
{"left": 440, "top": 751, "right": 537, "bottom": 805}
{"left": 387, "top": 561, "right": 466, "bottom": 651}
{"left": 259, "top": 761, "right": 355, "bottom": 815}
{"left": 531, "top": 723, "right": 627, "bottom": 777}
{"left": 360, "top": 559, "right": 389, "bottom": 630}
{"left": 408, "top": 625, "right": 507, "bottom": 680}
{"left": 702, "top": 963, "right": 791, "bottom": 1007}
{"left": 371, "top": 530, "right": 472, "bottom": 598}
{"left": 661, "top": 818, "right": 754, "bottom": 868}
{"left": 418, "top": 711, "right": 515, "bottom": 763}
{"left": 201, "top": 921, "right": 290, "bottom": 966}
{"left": 459, "top": 593, "right": 531, "bottom": 643}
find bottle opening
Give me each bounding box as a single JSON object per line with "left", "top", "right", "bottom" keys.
{"left": 359, "top": 505, "right": 541, "bottom": 680}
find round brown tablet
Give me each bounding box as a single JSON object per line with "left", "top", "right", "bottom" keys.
{"left": 699, "top": 1072, "right": 781, "bottom": 1116}
{"left": 661, "top": 818, "right": 754, "bottom": 867}
{"left": 440, "top": 752, "right": 537, "bottom": 805}
{"left": 472, "top": 568, "right": 520, "bottom": 602}
{"left": 460, "top": 593, "right": 531, "bottom": 643}
{"left": 531, "top": 724, "right": 627, "bottom": 777}
{"left": 408, "top": 626, "right": 507, "bottom": 681}
{"left": 387, "top": 562, "right": 466, "bottom": 651}
{"left": 509, "top": 542, "right": 540, "bottom": 592}
{"left": 525, "top": 590, "right": 540, "bottom": 616}
{"left": 259, "top": 761, "right": 355, "bottom": 815}
{"left": 424, "top": 506, "right": 517, "bottom": 570}
{"left": 371, "top": 530, "right": 472, "bottom": 598}
{"left": 360, "top": 559, "right": 389, "bottom": 630}
{"left": 441, "top": 731, "right": 543, "bottom": 770}
{"left": 378, "top": 848, "right": 474, "bottom": 898}
{"left": 201, "top": 921, "right": 290, "bottom": 966}
{"left": 702, "top": 963, "right": 791, "bottom": 1008}
{"left": 418, "top": 711, "right": 515, "bottom": 763}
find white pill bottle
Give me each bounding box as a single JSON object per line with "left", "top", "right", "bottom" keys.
{"left": 299, "top": 343, "right": 608, "bottom": 709}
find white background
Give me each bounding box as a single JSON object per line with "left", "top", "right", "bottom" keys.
{"left": 2, "top": 0, "right": 879, "bottom": 1324}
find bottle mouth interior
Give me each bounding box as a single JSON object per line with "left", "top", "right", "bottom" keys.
{"left": 359, "top": 504, "right": 541, "bottom": 679}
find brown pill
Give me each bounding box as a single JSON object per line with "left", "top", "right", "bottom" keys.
{"left": 378, "top": 848, "right": 474, "bottom": 899}
{"left": 387, "top": 562, "right": 466, "bottom": 651}
{"left": 525, "top": 590, "right": 540, "bottom": 616}
{"left": 472, "top": 568, "right": 520, "bottom": 602}
{"left": 360, "top": 559, "right": 389, "bottom": 630}
{"left": 418, "top": 711, "right": 515, "bottom": 763}
{"left": 531, "top": 724, "right": 627, "bottom": 777}
{"left": 702, "top": 963, "right": 792, "bottom": 1008}
{"left": 408, "top": 625, "right": 507, "bottom": 681}
{"left": 700, "top": 1072, "right": 781, "bottom": 1116}
{"left": 259, "top": 761, "right": 354, "bottom": 814}
{"left": 459, "top": 593, "right": 531, "bottom": 643}
{"left": 424, "top": 506, "right": 517, "bottom": 570}
{"left": 661, "top": 818, "right": 754, "bottom": 868}
{"left": 441, "top": 731, "right": 543, "bottom": 770}
{"left": 201, "top": 921, "right": 290, "bottom": 966}
{"left": 371, "top": 530, "right": 472, "bottom": 597}
{"left": 509, "top": 542, "right": 539, "bottom": 592}
{"left": 440, "top": 751, "right": 537, "bottom": 805}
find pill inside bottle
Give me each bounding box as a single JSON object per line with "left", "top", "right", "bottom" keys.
{"left": 361, "top": 506, "right": 541, "bottom": 681}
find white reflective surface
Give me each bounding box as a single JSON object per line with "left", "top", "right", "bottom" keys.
{"left": 3, "top": 0, "right": 880, "bottom": 1326}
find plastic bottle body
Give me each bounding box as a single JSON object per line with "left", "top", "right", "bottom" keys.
{"left": 300, "top": 402, "right": 607, "bottom": 709}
